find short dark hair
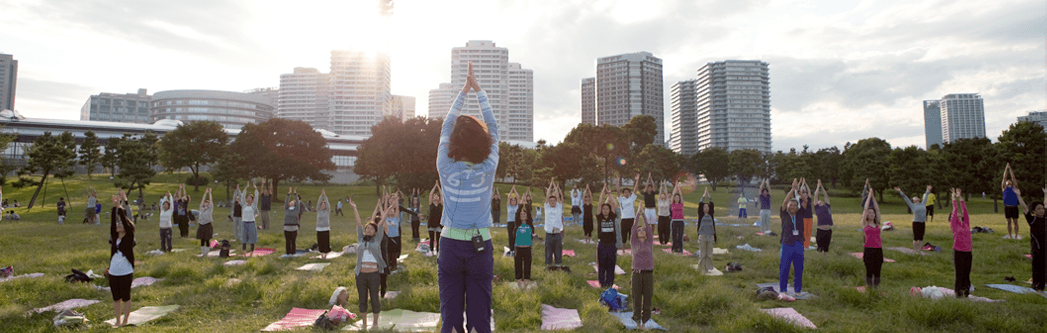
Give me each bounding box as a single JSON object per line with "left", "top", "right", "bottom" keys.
{"left": 448, "top": 116, "right": 492, "bottom": 164}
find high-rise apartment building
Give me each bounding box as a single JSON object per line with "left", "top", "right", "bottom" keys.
{"left": 428, "top": 41, "right": 533, "bottom": 141}
{"left": 278, "top": 50, "right": 392, "bottom": 137}
{"left": 679, "top": 60, "right": 772, "bottom": 153}
{"left": 584, "top": 52, "right": 664, "bottom": 145}
{"left": 669, "top": 79, "right": 698, "bottom": 155}
{"left": 580, "top": 78, "right": 595, "bottom": 125}
{"left": 939, "top": 93, "right": 985, "bottom": 143}
{"left": 923, "top": 100, "right": 943, "bottom": 148}
{"left": 80, "top": 89, "right": 153, "bottom": 124}
{"left": 428, "top": 83, "right": 456, "bottom": 117}
{"left": 1017, "top": 110, "right": 1047, "bottom": 132}
{"left": 389, "top": 95, "right": 416, "bottom": 121}
{"left": 0, "top": 54, "right": 16, "bottom": 111}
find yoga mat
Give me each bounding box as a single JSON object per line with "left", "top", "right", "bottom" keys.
{"left": 616, "top": 249, "right": 632, "bottom": 256}
{"left": 588, "top": 280, "right": 619, "bottom": 289}
{"left": 692, "top": 266, "right": 723, "bottom": 276}
{"left": 885, "top": 247, "right": 929, "bottom": 255}
{"left": 170, "top": 248, "right": 186, "bottom": 253}
{"left": 224, "top": 260, "right": 246, "bottom": 266}
{"left": 915, "top": 286, "right": 1002, "bottom": 302}
{"left": 104, "top": 305, "right": 180, "bottom": 327}
{"left": 30, "top": 299, "right": 99, "bottom": 314}
{"left": 593, "top": 264, "right": 627, "bottom": 275}
{"left": 344, "top": 309, "right": 442, "bottom": 331}
{"left": 849, "top": 252, "right": 897, "bottom": 262}
{"left": 662, "top": 248, "right": 693, "bottom": 256}
{"left": 102, "top": 277, "right": 164, "bottom": 291}
{"left": 310, "top": 251, "right": 344, "bottom": 259}
{"left": 296, "top": 263, "right": 330, "bottom": 272}
{"left": 986, "top": 284, "right": 1037, "bottom": 294}
{"left": 760, "top": 307, "right": 817, "bottom": 329}
{"left": 384, "top": 291, "right": 400, "bottom": 299}
{"left": 610, "top": 311, "right": 667, "bottom": 330}
{"left": 245, "top": 248, "right": 277, "bottom": 257}
{"left": 0, "top": 272, "right": 44, "bottom": 283}
{"left": 562, "top": 249, "right": 576, "bottom": 257}
{"left": 735, "top": 244, "right": 762, "bottom": 252}
{"left": 262, "top": 307, "right": 327, "bottom": 331}
{"left": 509, "top": 281, "right": 538, "bottom": 290}
{"left": 541, "top": 304, "right": 583, "bottom": 330}
{"left": 575, "top": 238, "right": 595, "bottom": 244}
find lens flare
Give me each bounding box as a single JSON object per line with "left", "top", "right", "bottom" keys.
{"left": 616, "top": 157, "right": 627, "bottom": 166}
{"left": 606, "top": 143, "right": 614, "bottom": 151}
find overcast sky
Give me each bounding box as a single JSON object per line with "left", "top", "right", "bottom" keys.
{"left": 1, "top": 0, "right": 1043, "bottom": 152}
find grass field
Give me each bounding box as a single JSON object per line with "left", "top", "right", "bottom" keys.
{"left": 1, "top": 174, "right": 1045, "bottom": 332}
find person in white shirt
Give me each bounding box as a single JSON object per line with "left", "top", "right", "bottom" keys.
{"left": 544, "top": 178, "right": 565, "bottom": 268}
{"left": 158, "top": 192, "right": 174, "bottom": 252}
{"left": 570, "top": 185, "right": 583, "bottom": 229}
{"left": 616, "top": 174, "right": 642, "bottom": 248}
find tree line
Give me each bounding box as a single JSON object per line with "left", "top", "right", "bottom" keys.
{"left": 357, "top": 114, "right": 1045, "bottom": 210}
{"left": 7, "top": 118, "right": 336, "bottom": 209}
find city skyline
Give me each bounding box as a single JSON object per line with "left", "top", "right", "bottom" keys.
{"left": 0, "top": 0, "right": 1043, "bottom": 151}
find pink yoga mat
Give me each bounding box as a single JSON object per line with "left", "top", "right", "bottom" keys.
{"left": 661, "top": 248, "right": 693, "bottom": 256}
{"left": 562, "top": 249, "right": 576, "bottom": 257}
{"left": 587, "top": 280, "right": 619, "bottom": 289}
{"left": 761, "top": 307, "right": 817, "bottom": 329}
{"left": 262, "top": 308, "right": 328, "bottom": 331}
{"left": 849, "top": 252, "right": 896, "bottom": 263}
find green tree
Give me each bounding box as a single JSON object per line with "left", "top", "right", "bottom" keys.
{"left": 811, "top": 146, "right": 843, "bottom": 188}
{"left": 691, "top": 147, "right": 730, "bottom": 191}
{"left": 996, "top": 120, "right": 1047, "bottom": 201}
{"left": 774, "top": 148, "right": 812, "bottom": 182}
{"left": 114, "top": 132, "right": 159, "bottom": 198}
{"left": 355, "top": 116, "right": 440, "bottom": 195}
{"left": 230, "top": 118, "right": 335, "bottom": 196}
{"left": 841, "top": 138, "right": 892, "bottom": 202}
{"left": 729, "top": 149, "right": 762, "bottom": 193}
{"left": 562, "top": 123, "right": 629, "bottom": 183}
{"left": 888, "top": 145, "right": 930, "bottom": 207}
{"left": 634, "top": 145, "right": 685, "bottom": 183}
{"left": 158, "top": 121, "right": 229, "bottom": 192}
{"left": 77, "top": 130, "right": 102, "bottom": 179}
{"left": 940, "top": 137, "right": 999, "bottom": 202}
{"left": 16, "top": 131, "right": 77, "bottom": 209}
{"left": 211, "top": 152, "right": 246, "bottom": 201}
{"left": 101, "top": 136, "right": 123, "bottom": 178}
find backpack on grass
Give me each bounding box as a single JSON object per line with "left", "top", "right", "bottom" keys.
{"left": 600, "top": 288, "right": 628, "bottom": 311}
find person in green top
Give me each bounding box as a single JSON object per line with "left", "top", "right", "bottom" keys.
{"left": 925, "top": 191, "right": 937, "bottom": 223}
{"left": 737, "top": 195, "right": 749, "bottom": 220}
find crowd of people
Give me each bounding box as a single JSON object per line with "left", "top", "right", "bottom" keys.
{"left": 57, "top": 64, "right": 1045, "bottom": 330}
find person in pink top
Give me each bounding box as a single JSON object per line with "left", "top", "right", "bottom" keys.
{"left": 950, "top": 188, "right": 973, "bottom": 298}
{"left": 669, "top": 180, "right": 686, "bottom": 253}
{"left": 860, "top": 187, "right": 883, "bottom": 288}
{"left": 630, "top": 213, "right": 655, "bottom": 330}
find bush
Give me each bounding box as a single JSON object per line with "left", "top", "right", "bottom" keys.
{"left": 185, "top": 175, "right": 210, "bottom": 186}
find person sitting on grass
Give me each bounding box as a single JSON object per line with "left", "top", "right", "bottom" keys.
{"left": 630, "top": 213, "right": 655, "bottom": 330}
{"left": 1014, "top": 187, "right": 1047, "bottom": 293}
{"left": 861, "top": 187, "right": 883, "bottom": 289}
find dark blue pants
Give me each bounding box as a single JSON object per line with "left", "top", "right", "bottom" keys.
{"left": 597, "top": 243, "right": 617, "bottom": 287}
{"left": 779, "top": 241, "right": 804, "bottom": 293}
{"left": 160, "top": 228, "right": 172, "bottom": 252}
{"left": 438, "top": 238, "right": 493, "bottom": 333}
{"left": 671, "top": 220, "right": 685, "bottom": 253}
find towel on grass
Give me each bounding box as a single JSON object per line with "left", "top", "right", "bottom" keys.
{"left": 755, "top": 283, "right": 816, "bottom": 299}
{"left": 541, "top": 304, "right": 582, "bottom": 330}
{"left": 593, "top": 264, "right": 627, "bottom": 275}
{"left": 576, "top": 238, "right": 595, "bottom": 245}
{"left": 849, "top": 252, "right": 897, "bottom": 262}
{"left": 384, "top": 291, "right": 400, "bottom": 299}
{"left": 262, "top": 307, "right": 327, "bottom": 331}
{"left": 97, "top": 277, "right": 163, "bottom": 291}
{"left": 610, "top": 311, "right": 667, "bottom": 330}
{"left": 885, "top": 247, "right": 930, "bottom": 256}
{"left": 206, "top": 249, "right": 236, "bottom": 257}
{"left": 104, "top": 305, "right": 179, "bottom": 327}
{"left": 661, "top": 248, "right": 694, "bottom": 256}
{"left": 735, "top": 244, "right": 762, "bottom": 252}
{"left": 509, "top": 281, "right": 538, "bottom": 290}
{"left": 912, "top": 286, "right": 1002, "bottom": 302}
{"left": 397, "top": 254, "right": 409, "bottom": 262}
{"left": 310, "top": 251, "right": 344, "bottom": 259}
{"left": 296, "top": 263, "right": 330, "bottom": 272}
{"left": 223, "top": 260, "right": 247, "bottom": 266}
{"left": 562, "top": 249, "right": 576, "bottom": 257}
{"left": 343, "top": 309, "right": 441, "bottom": 331}
{"left": 760, "top": 307, "right": 817, "bottom": 329}
{"left": 588, "top": 280, "right": 619, "bottom": 289}
{"left": 30, "top": 299, "right": 99, "bottom": 315}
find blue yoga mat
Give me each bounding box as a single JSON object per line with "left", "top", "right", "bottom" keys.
{"left": 610, "top": 311, "right": 667, "bottom": 331}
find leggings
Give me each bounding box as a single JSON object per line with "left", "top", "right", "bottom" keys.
{"left": 954, "top": 250, "right": 972, "bottom": 297}
{"left": 411, "top": 220, "right": 420, "bottom": 240}
{"left": 159, "top": 228, "right": 172, "bottom": 252}
{"left": 597, "top": 243, "right": 617, "bottom": 287}
{"left": 815, "top": 228, "right": 832, "bottom": 252}
{"left": 670, "top": 220, "right": 685, "bottom": 253}
{"left": 388, "top": 236, "right": 401, "bottom": 271}
{"left": 1033, "top": 232, "right": 1046, "bottom": 291}
{"left": 428, "top": 230, "right": 441, "bottom": 252}
{"left": 284, "top": 230, "right": 297, "bottom": 255}
{"left": 912, "top": 222, "right": 926, "bottom": 241}
{"left": 657, "top": 216, "right": 671, "bottom": 244}
{"left": 514, "top": 246, "right": 532, "bottom": 280}
{"left": 863, "top": 247, "right": 883, "bottom": 287}
{"left": 507, "top": 221, "right": 517, "bottom": 249}
{"left": 620, "top": 219, "right": 634, "bottom": 247}
{"left": 779, "top": 241, "right": 804, "bottom": 293}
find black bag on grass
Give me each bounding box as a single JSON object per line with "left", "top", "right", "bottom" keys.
{"left": 725, "top": 262, "right": 742, "bottom": 272}
{"left": 314, "top": 310, "right": 336, "bottom": 330}
{"left": 64, "top": 269, "right": 91, "bottom": 283}
{"left": 220, "top": 239, "right": 231, "bottom": 258}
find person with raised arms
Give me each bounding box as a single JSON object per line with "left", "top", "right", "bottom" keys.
{"left": 197, "top": 188, "right": 215, "bottom": 257}
{"left": 630, "top": 212, "right": 656, "bottom": 330}
{"left": 570, "top": 184, "right": 583, "bottom": 232}
{"left": 616, "top": 174, "right": 641, "bottom": 248}
{"left": 237, "top": 181, "right": 260, "bottom": 256}
{"left": 860, "top": 187, "right": 883, "bottom": 288}
{"left": 427, "top": 180, "right": 444, "bottom": 254}
{"left": 351, "top": 197, "right": 393, "bottom": 331}
{"left": 259, "top": 179, "right": 273, "bottom": 230}
{"left": 315, "top": 189, "right": 332, "bottom": 259}
{"left": 506, "top": 185, "right": 521, "bottom": 255}
{"left": 436, "top": 63, "right": 498, "bottom": 333}
{"left": 669, "top": 180, "right": 686, "bottom": 253}
{"left": 513, "top": 203, "right": 535, "bottom": 289}
{"left": 107, "top": 194, "right": 136, "bottom": 327}
{"left": 696, "top": 187, "right": 717, "bottom": 275}
{"left": 409, "top": 189, "right": 422, "bottom": 243}
{"left": 595, "top": 183, "right": 623, "bottom": 288}
{"left": 582, "top": 184, "right": 595, "bottom": 244}
{"left": 656, "top": 180, "right": 672, "bottom": 245}
{"left": 950, "top": 188, "right": 973, "bottom": 298}
{"left": 813, "top": 180, "right": 834, "bottom": 252}
{"left": 283, "top": 187, "right": 305, "bottom": 256}
{"left": 1002, "top": 163, "right": 1021, "bottom": 240}
{"left": 1015, "top": 187, "right": 1047, "bottom": 292}
{"left": 758, "top": 179, "right": 772, "bottom": 235}
{"left": 779, "top": 179, "right": 807, "bottom": 297}
{"left": 543, "top": 178, "right": 566, "bottom": 268}
{"left": 895, "top": 185, "right": 931, "bottom": 251}
{"left": 640, "top": 173, "right": 659, "bottom": 242}
{"left": 158, "top": 191, "right": 174, "bottom": 252}
{"left": 799, "top": 178, "right": 814, "bottom": 249}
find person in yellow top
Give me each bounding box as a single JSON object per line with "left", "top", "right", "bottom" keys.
{"left": 737, "top": 195, "right": 749, "bottom": 221}
{"left": 925, "top": 191, "right": 937, "bottom": 223}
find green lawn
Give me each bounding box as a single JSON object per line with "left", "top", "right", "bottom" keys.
{"left": 1, "top": 174, "right": 1044, "bottom": 332}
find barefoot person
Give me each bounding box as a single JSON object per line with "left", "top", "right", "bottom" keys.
{"left": 158, "top": 192, "right": 174, "bottom": 252}
{"left": 436, "top": 63, "right": 499, "bottom": 333}
{"left": 108, "top": 194, "right": 136, "bottom": 327}
{"left": 237, "top": 182, "right": 260, "bottom": 255}
{"left": 950, "top": 188, "right": 973, "bottom": 298}
{"left": 861, "top": 187, "right": 883, "bottom": 288}
{"left": 316, "top": 189, "right": 332, "bottom": 259}
{"left": 896, "top": 185, "right": 931, "bottom": 251}
{"left": 779, "top": 179, "right": 807, "bottom": 296}
{"left": 1002, "top": 164, "right": 1021, "bottom": 239}
{"left": 427, "top": 181, "right": 444, "bottom": 254}
{"left": 595, "top": 184, "right": 622, "bottom": 288}
{"left": 630, "top": 213, "right": 655, "bottom": 330}
{"left": 351, "top": 197, "right": 392, "bottom": 330}
{"left": 543, "top": 178, "right": 565, "bottom": 268}
{"left": 814, "top": 180, "right": 834, "bottom": 252}
{"left": 616, "top": 174, "right": 641, "bottom": 248}
{"left": 1015, "top": 187, "right": 1047, "bottom": 292}
{"left": 670, "top": 181, "right": 686, "bottom": 253}
{"left": 197, "top": 188, "right": 215, "bottom": 256}
{"left": 283, "top": 187, "right": 305, "bottom": 256}
{"left": 513, "top": 206, "right": 535, "bottom": 289}
{"left": 696, "top": 187, "right": 717, "bottom": 274}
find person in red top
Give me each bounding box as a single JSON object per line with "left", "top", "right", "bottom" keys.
{"left": 860, "top": 187, "right": 882, "bottom": 288}
{"left": 950, "top": 188, "right": 973, "bottom": 298}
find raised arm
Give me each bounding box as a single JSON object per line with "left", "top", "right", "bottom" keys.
{"left": 817, "top": 180, "right": 830, "bottom": 205}
{"left": 673, "top": 180, "right": 683, "bottom": 199}
{"left": 429, "top": 181, "right": 438, "bottom": 205}
{"left": 615, "top": 177, "right": 622, "bottom": 197}
{"left": 870, "top": 189, "right": 881, "bottom": 224}
{"left": 1016, "top": 188, "right": 1029, "bottom": 214}
{"left": 759, "top": 179, "right": 768, "bottom": 193}
{"left": 894, "top": 187, "right": 915, "bottom": 208}
{"left": 1008, "top": 164, "right": 1019, "bottom": 188}
{"left": 350, "top": 198, "right": 362, "bottom": 227}
{"left": 633, "top": 174, "right": 642, "bottom": 196}
{"left": 782, "top": 179, "right": 798, "bottom": 209}
{"left": 1001, "top": 163, "right": 1010, "bottom": 190}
